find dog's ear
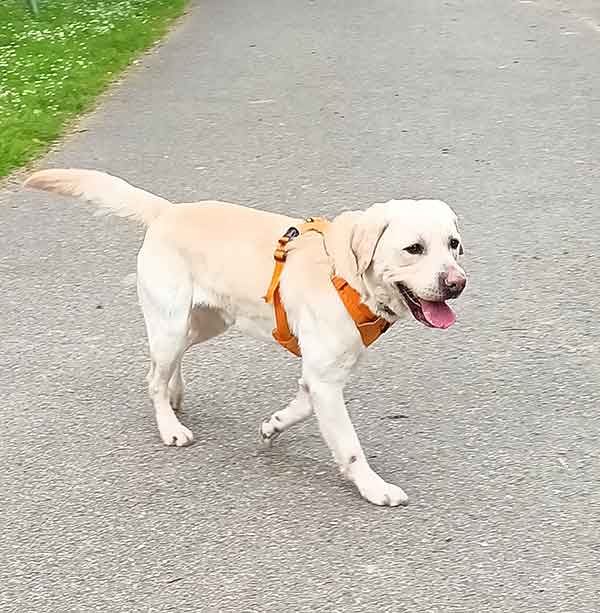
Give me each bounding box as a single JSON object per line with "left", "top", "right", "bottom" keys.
{"left": 350, "top": 214, "right": 389, "bottom": 275}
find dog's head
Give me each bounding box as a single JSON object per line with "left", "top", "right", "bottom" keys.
{"left": 351, "top": 199, "right": 466, "bottom": 328}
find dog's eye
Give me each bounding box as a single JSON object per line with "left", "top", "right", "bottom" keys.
{"left": 404, "top": 243, "right": 424, "bottom": 255}
{"left": 449, "top": 238, "right": 460, "bottom": 250}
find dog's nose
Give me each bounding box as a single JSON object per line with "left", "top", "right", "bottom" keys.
{"left": 441, "top": 269, "right": 466, "bottom": 298}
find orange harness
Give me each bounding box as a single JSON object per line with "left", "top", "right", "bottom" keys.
{"left": 263, "top": 218, "right": 392, "bottom": 357}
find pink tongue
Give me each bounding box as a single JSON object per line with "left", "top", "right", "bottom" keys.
{"left": 419, "top": 300, "right": 456, "bottom": 329}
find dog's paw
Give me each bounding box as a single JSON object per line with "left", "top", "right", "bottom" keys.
{"left": 259, "top": 418, "right": 282, "bottom": 447}
{"left": 355, "top": 473, "right": 409, "bottom": 507}
{"left": 158, "top": 419, "right": 194, "bottom": 447}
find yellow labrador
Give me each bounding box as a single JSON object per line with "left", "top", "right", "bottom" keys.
{"left": 25, "top": 169, "right": 466, "bottom": 506}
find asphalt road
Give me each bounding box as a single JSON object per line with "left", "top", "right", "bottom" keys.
{"left": 1, "top": 1, "right": 599, "bottom": 611}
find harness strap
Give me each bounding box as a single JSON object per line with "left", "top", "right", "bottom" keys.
{"left": 272, "top": 286, "right": 302, "bottom": 356}
{"left": 264, "top": 218, "right": 328, "bottom": 357}
{"left": 331, "top": 276, "right": 391, "bottom": 347}
{"left": 263, "top": 218, "right": 328, "bottom": 304}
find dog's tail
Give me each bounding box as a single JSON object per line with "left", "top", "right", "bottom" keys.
{"left": 24, "top": 168, "right": 171, "bottom": 226}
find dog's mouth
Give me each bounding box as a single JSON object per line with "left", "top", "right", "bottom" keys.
{"left": 395, "top": 283, "right": 456, "bottom": 329}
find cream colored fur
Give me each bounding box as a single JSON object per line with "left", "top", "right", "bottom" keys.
{"left": 24, "top": 168, "right": 466, "bottom": 507}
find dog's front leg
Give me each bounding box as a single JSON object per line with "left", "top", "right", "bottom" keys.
{"left": 303, "top": 372, "right": 408, "bottom": 507}
{"left": 260, "top": 378, "right": 313, "bottom": 445}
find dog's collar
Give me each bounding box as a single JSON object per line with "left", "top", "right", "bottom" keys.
{"left": 263, "top": 218, "right": 392, "bottom": 357}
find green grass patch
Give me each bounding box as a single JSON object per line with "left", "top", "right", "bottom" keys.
{"left": 0, "top": 0, "right": 187, "bottom": 178}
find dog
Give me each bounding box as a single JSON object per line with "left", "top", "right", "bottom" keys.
{"left": 25, "top": 169, "right": 466, "bottom": 506}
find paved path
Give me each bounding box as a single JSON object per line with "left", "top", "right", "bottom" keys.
{"left": 1, "top": 1, "right": 599, "bottom": 611}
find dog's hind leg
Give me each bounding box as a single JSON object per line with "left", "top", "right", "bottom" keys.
{"left": 141, "top": 286, "right": 229, "bottom": 446}
{"left": 146, "top": 331, "right": 192, "bottom": 446}
{"left": 168, "top": 306, "right": 229, "bottom": 414}
{"left": 168, "top": 360, "right": 185, "bottom": 413}
{"left": 143, "top": 291, "right": 193, "bottom": 447}
{"left": 259, "top": 378, "right": 313, "bottom": 445}
{"left": 137, "top": 245, "right": 213, "bottom": 447}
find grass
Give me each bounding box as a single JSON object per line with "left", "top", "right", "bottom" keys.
{"left": 0, "top": 0, "right": 187, "bottom": 178}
